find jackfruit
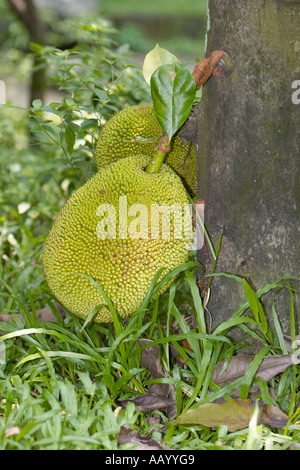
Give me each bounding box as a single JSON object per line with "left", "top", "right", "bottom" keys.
{"left": 43, "top": 155, "right": 193, "bottom": 323}
{"left": 95, "top": 104, "right": 197, "bottom": 196}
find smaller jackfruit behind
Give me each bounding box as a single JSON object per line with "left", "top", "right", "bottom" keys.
{"left": 95, "top": 104, "right": 197, "bottom": 196}
{"left": 43, "top": 155, "right": 193, "bottom": 323}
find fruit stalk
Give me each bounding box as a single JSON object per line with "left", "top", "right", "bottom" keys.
{"left": 145, "top": 134, "right": 171, "bottom": 174}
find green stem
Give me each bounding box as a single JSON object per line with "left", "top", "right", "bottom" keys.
{"left": 145, "top": 147, "right": 167, "bottom": 174}
{"left": 145, "top": 134, "right": 171, "bottom": 174}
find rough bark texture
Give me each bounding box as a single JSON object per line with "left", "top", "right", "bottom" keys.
{"left": 195, "top": 0, "right": 300, "bottom": 335}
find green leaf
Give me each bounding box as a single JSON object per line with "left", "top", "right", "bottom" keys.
{"left": 65, "top": 98, "right": 76, "bottom": 107}
{"left": 243, "top": 279, "right": 268, "bottom": 334}
{"left": 65, "top": 124, "right": 76, "bottom": 155}
{"left": 80, "top": 119, "right": 99, "bottom": 131}
{"left": 42, "top": 124, "right": 61, "bottom": 144}
{"left": 57, "top": 69, "right": 73, "bottom": 81}
{"left": 58, "top": 379, "right": 78, "bottom": 416}
{"left": 40, "top": 105, "right": 62, "bottom": 117}
{"left": 32, "top": 99, "right": 42, "bottom": 109}
{"left": 150, "top": 63, "right": 196, "bottom": 142}
{"left": 59, "top": 81, "right": 79, "bottom": 92}
{"left": 82, "top": 77, "right": 104, "bottom": 88}
{"left": 94, "top": 87, "right": 108, "bottom": 103}
{"left": 239, "top": 346, "right": 270, "bottom": 399}
{"left": 143, "top": 44, "right": 181, "bottom": 85}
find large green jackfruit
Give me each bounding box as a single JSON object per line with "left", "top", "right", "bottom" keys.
{"left": 43, "top": 155, "right": 193, "bottom": 323}
{"left": 95, "top": 104, "right": 197, "bottom": 196}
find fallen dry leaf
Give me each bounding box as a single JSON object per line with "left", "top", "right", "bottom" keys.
{"left": 212, "top": 353, "right": 298, "bottom": 386}
{"left": 283, "top": 334, "right": 300, "bottom": 354}
{"left": 118, "top": 339, "right": 177, "bottom": 419}
{"left": 5, "top": 426, "right": 20, "bottom": 438}
{"left": 192, "top": 50, "right": 230, "bottom": 89}
{"left": 176, "top": 399, "right": 288, "bottom": 432}
{"left": 117, "top": 423, "right": 169, "bottom": 450}
{"left": 139, "top": 339, "right": 170, "bottom": 397}
{"left": 117, "top": 394, "right": 176, "bottom": 414}
{"left": 0, "top": 302, "right": 68, "bottom": 324}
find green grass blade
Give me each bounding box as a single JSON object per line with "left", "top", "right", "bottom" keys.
{"left": 239, "top": 346, "right": 270, "bottom": 399}
{"left": 271, "top": 300, "right": 289, "bottom": 354}
{"left": 185, "top": 269, "right": 206, "bottom": 336}
{"left": 182, "top": 340, "right": 213, "bottom": 412}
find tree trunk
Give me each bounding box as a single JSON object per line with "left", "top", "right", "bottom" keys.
{"left": 6, "top": 0, "right": 46, "bottom": 104}
{"left": 195, "top": 0, "right": 300, "bottom": 335}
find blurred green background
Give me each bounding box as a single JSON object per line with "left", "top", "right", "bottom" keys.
{"left": 101, "top": 0, "right": 207, "bottom": 57}
{"left": 0, "top": 0, "right": 207, "bottom": 106}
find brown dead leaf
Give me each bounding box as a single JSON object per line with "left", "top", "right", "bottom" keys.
{"left": 117, "top": 424, "right": 170, "bottom": 450}
{"left": 176, "top": 399, "right": 288, "bottom": 432}
{"left": 283, "top": 334, "right": 300, "bottom": 354}
{"left": 147, "top": 414, "right": 163, "bottom": 433}
{"left": 138, "top": 339, "right": 169, "bottom": 396}
{"left": 0, "top": 302, "right": 68, "bottom": 324}
{"left": 5, "top": 426, "right": 20, "bottom": 438}
{"left": 118, "top": 340, "right": 177, "bottom": 419}
{"left": 256, "top": 354, "right": 299, "bottom": 379}
{"left": 117, "top": 394, "right": 176, "bottom": 414}
{"left": 169, "top": 344, "right": 185, "bottom": 368}
{"left": 212, "top": 353, "right": 297, "bottom": 386}
{"left": 192, "top": 50, "right": 230, "bottom": 89}
{"left": 139, "top": 339, "right": 177, "bottom": 418}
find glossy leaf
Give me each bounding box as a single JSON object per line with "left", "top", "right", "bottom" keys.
{"left": 150, "top": 63, "right": 196, "bottom": 142}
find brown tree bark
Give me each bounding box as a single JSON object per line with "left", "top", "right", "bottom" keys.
{"left": 195, "top": 0, "right": 300, "bottom": 335}
{"left": 6, "top": 0, "right": 46, "bottom": 104}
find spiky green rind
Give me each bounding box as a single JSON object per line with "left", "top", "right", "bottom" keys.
{"left": 43, "top": 155, "right": 193, "bottom": 323}
{"left": 95, "top": 104, "right": 197, "bottom": 196}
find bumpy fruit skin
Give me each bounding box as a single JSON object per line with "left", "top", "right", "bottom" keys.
{"left": 95, "top": 104, "right": 197, "bottom": 196}
{"left": 43, "top": 155, "right": 193, "bottom": 323}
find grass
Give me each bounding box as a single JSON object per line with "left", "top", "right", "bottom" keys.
{"left": 0, "top": 250, "right": 299, "bottom": 449}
